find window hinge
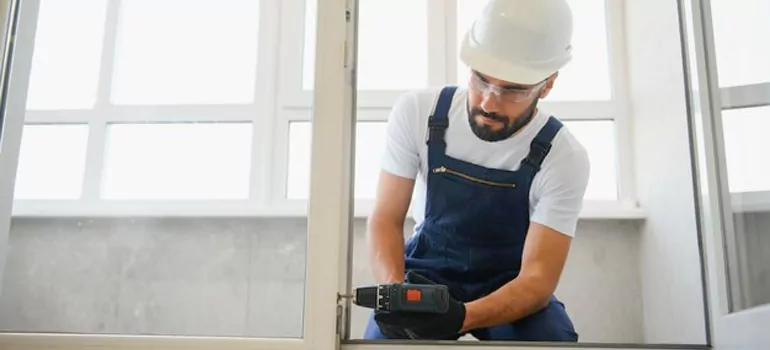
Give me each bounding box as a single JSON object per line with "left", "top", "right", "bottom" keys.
{"left": 336, "top": 293, "right": 353, "bottom": 337}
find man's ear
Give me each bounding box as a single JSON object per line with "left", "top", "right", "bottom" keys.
{"left": 538, "top": 72, "right": 559, "bottom": 99}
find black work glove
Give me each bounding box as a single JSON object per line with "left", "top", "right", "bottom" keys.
{"left": 373, "top": 271, "right": 466, "bottom": 340}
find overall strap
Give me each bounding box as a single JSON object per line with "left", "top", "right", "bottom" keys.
{"left": 521, "top": 116, "right": 563, "bottom": 173}
{"left": 427, "top": 86, "right": 458, "bottom": 159}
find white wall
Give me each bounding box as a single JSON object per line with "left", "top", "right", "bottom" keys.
{"left": 625, "top": 0, "right": 708, "bottom": 344}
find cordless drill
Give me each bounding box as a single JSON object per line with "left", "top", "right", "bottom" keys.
{"left": 351, "top": 282, "right": 450, "bottom": 313}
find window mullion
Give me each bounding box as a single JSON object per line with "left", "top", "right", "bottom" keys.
{"left": 81, "top": 0, "right": 121, "bottom": 201}
{"left": 426, "top": 0, "right": 448, "bottom": 86}
{"left": 445, "top": 0, "right": 459, "bottom": 85}
{"left": 605, "top": 0, "right": 638, "bottom": 207}
{"left": 251, "top": 0, "right": 282, "bottom": 203}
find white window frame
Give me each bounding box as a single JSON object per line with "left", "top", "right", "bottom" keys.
{"left": 1, "top": 0, "right": 351, "bottom": 350}
{"left": 275, "top": 0, "right": 643, "bottom": 219}
{"left": 11, "top": 0, "right": 643, "bottom": 220}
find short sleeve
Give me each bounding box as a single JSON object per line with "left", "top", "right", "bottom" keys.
{"left": 379, "top": 92, "right": 421, "bottom": 179}
{"left": 530, "top": 148, "right": 591, "bottom": 237}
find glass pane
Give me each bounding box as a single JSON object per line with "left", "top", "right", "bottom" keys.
{"left": 101, "top": 123, "right": 252, "bottom": 200}
{"left": 13, "top": 125, "right": 89, "bottom": 199}
{"left": 722, "top": 107, "right": 770, "bottom": 193}
{"left": 303, "top": 0, "right": 429, "bottom": 90}
{"left": 719, "top": 106, "right": 770, "bottom": 312}
{"left": 111, "top": 0, "right": 260, "bottom": 105}
{"left": 456, "top": 0, "right": 611, "bottom": 101}
{"left": 711, "top": 0, "right": 770, "bottom": 87}
{"left": 564, "top": 120, "right": 618, "bottom": 201}
{"left": 26, "top": 0, "right": 107, "bottom": 110}
{"left": 287, "top": 121, "right": 387, "bottom": 199}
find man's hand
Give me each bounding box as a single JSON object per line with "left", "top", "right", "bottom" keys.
{"left": 374, "top": 271, "right": 467, "bottom": 339}
{"left": 462, "top": 222, "right": 572, "bottom": 331}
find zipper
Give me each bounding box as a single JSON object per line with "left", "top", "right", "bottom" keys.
{"left": 432, "top": 166, "right": 516, "bottom": 188}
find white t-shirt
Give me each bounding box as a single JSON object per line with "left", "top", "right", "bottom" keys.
{"left": 379, "top": 86, "right": 591, "bottom": 237}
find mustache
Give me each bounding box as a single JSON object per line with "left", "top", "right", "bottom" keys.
{"left": 469, "top": 107, "right": 508, "bottom": 123}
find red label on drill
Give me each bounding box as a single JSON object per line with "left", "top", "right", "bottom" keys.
{"left": 406, "top": 289, "right": 422, "bottom": 302}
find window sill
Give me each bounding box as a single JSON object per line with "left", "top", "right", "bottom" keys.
{"left": 731, "top": 190, "right": 770, "bottom": 213}
{"left": 11, "top": 199, "right": 646, "bottom": 220}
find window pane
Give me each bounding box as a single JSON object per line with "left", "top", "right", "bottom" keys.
{"left": 287, "top": 121, "right": 387, "bottom": 199}
{"left": 563, "top": 120, "right": 618, "bottom": 200}
{"left": 101, "top": 123, "right": 252, "bottom": 199}
{"left": 111, "top": 0, "right": 260, "bottom": 105}
{"left": 26, "top": 0, "right": 107, "bottom": 110}
{"left": 456, "top": 0, "right": 612, "bottom": 101}
{"left": 286, "top": 122, "right": 311, "bottom": 199}
{"left": 711, "top": 0, "right": 770, "bottom": 87}
{"left": 13, "top": 125, "right": 89, "bottom": 199}
{"left": 303, "top": 0, "right": 429, "bottom": 90}
{"left": 721, "top": 106, "right": 770, "bottom": 193}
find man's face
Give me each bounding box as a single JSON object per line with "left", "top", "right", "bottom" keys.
{"left": 466, "top": 70, "right": 557, "bottom": 142}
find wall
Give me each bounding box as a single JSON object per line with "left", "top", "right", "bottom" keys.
{"left": 0, "top": 217, "right": 644, "bottom": 343}
{"left": 625, "top": 0, "right": 709, "bottom": 345}
{"left": 734, "top": 211, "right": 770, "bottom": 309}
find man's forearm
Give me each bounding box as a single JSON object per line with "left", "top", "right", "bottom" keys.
{"left": 461, "top": 275, "right": 552, "bottom": 332}
{"left": 367, "top": 217, "right": 406, "bottom": 283}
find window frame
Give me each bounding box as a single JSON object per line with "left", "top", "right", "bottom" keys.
{"left": 11, "top": 0, "right": 643, "bottom": 220}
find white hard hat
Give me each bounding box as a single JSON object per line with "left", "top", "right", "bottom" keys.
{"left": 459, "top": 0, "right": 574, "bottom": 85}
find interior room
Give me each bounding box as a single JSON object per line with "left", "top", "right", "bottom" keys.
{"left": 0, "top": 0, "right": 768, "bottom": 349}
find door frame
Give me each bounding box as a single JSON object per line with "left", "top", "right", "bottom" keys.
{"left": 678, "top": 0, "right": 770, "bottom": 348}
{"left": 0, "top": 0, "right": 30, "bottom": 293}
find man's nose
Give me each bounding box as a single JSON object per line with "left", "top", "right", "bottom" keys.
{"left": 479, "top": 90, "right": 502, "bottom": 113}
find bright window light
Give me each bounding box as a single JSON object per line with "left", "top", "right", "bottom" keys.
{"left": 563, "top": 120, "right": 618, "bottom": 201}
{"left": 721, "top": 106, "right": 770, "bottom": 193}
{"left": 14, "top": 125, "right": 90, "bottom": 199}
{"left": 303, "top": 0, "right": 429, "bottom": 90}
{"left": 101, "top": 123, "right": 253, "bottom": 200}
{"left": 456, "top": 0, "right": 612, "bottom": 101}
{"left": 711, "top": 0, "right": 770, "bottom": 88}
{"left": 111, "top": 0, "right": 260, "bottom": 105}
{"left": 287, "top": 121, "right": 388, "bottom": 199}
{"left": 26, "top": 0, "right": 107, "bottom": 110}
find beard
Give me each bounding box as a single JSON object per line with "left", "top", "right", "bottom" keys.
{"left": 466, "top": 97, "right": 539, "bottom": 142}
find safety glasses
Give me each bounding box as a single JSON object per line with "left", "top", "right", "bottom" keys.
{"left": 468, "top": 72, "right": 547, "bottom": 104}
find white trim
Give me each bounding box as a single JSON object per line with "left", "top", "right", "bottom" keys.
{"left": 11, "top": 199, "right": 644, "bottom": 220}
{"left": 720, "top": 83, "right": 770, "bottom": 110}
{"left": 340, "top": 343, "right": 706, "bottom": 350}
{"left": 25, "top": 106, "right": 261, "bottom": 123}
{"left": 1, "top": 0, "right": 38, "bottom": 293}
{"left": 426, "top": 0, "right": 448, "bottom": 86}
{"left": 0, "top": 334, "right": 710, "bottom": 350}
{"left": 730, "top": 190, "right": 770, "bottom": 213}
{"left": 302, "top": 0, "right": 355, "bottom": 346}
{"left": 251, "top": 0, "right": 283, "bottom": 203}
{"left": 0, "top": 334, "right": 305, "bottom": 350}
{"left": 605, "top": 0, "right": 637, "bottom": 207}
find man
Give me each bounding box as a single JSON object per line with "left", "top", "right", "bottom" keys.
{"left": 363, "top": 0, "right": 589, "bottom": 342}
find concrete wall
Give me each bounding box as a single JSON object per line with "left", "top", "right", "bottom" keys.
{"left": 733, "top": 211, "right": 770, "bottom": 309}
{"left": 0, "top": 217, "right": 644, "bottom": 343}
{"left": 625, "top": 0, "right": 708, "bottom": 345}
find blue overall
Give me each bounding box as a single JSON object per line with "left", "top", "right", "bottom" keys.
{"left": 363, "top": 86, "right": 578, "bottom": 341}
